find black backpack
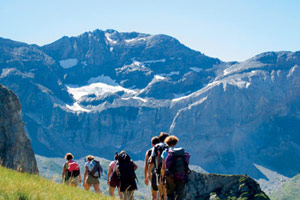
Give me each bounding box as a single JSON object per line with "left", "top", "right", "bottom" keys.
{"left": 117, "top": 152, "right": 136, "bottom": 181}
{"left": 153, "top": 143, "right": 168, "bottom": 174}
{"left": 89, "top": 160, "right": 103, "bottom": 178}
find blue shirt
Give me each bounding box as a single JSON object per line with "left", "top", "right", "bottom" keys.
{"left": 150, "top": 142, "right": 167, "bottom": 157}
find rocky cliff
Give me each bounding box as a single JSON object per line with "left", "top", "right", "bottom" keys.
{"left": 0, "top": 84, "right": 38, "bottom": 173}
{"left": 185, "top": 171, "right": 269, "bottom": 200}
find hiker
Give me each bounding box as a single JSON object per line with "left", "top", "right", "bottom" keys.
{"left": 107, "top": 153, "right": 123, "bottom": 199}
{"left": 83, "top": 155, "right": 103, "bottom": 193}
{"left": 62, "top": 153, "right": 81, "bottom": 186}
{"left": 144, "top": 136, "right": 162, "bottom": 200}
{"left": 116, "top": 151, "right": 138, "bottom": 200}
{"left": 148, "top": 132, "right": 170, "bottom": 200}
{"left": 161, "top": 136, "right": 190, "bottom": 200}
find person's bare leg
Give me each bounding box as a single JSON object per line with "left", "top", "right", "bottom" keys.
{"left": 158, "top": 184, "right": 164, "bottom": 200}
{"left": 93, "top": 183, "right": 100, "bottom": 193}
{"left": 109, "top": 186, "right": 115, "bottom": 197}
{"left": 124, "top": 191, "right": 134, "bottom": 200}
{"left": 123, "top": 192, "right": 128, "bottom": 200}
{"left": 129, "top": 191, "right": 134, "bottom": 200}
{"left": 162, "top": 185, "right": 167, "bottom": 200}
{"left": 84, "top": 183, "right": 91, "bottom": 191}
{"left": 117, "top": 187, "right": 124, "bottom": 199}
{"left": 151, "top": 189, "right": 158, "bottom": 200}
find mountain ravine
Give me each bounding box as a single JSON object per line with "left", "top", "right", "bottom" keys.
{"left": 0, "top": 29, "right": 300, "bottom": 179}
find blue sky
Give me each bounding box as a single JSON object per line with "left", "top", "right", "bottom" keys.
{"left": 0, "top": 0, "right": 299, "bottom": 61}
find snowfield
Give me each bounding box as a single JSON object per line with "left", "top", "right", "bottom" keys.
{"left": 67, "top": 82, "right": 137, "bottom": 101}
{"left": 59, "top": 59, "right": 78, "bottom": 69}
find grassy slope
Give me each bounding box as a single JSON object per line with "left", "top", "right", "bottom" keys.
{"left": 270, "top": 174, "right": 300, "bottom": 200}
{"left": 0, "top": 166, "right": 111, "bottom": 200}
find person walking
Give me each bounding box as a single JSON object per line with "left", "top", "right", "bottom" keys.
{"left": 107, "top": 153, "right": 123, "bottom": 199}
{"left": 161, "top": 136, "right": 190, "bottom": 200}
{"left": 62, "top": 153, "right": 81, "bottom": 186}
{"left": 116, "top": 151, "right": 138, "bottom": 200}
{"left": 148, "top": 132, "right": 169, "bottom": 199}
{"left": 83, "top": 155, "right": 103, "bottom": 193}
{"left": 145, "top": 136, "right": 162, "bottom": 200}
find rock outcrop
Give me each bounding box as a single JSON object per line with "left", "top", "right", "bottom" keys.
{"left": 185, "top": 171, "right": 270, "bottom": 200}
{"left": 0, "top": 84, "right": 38, "bottom": 173}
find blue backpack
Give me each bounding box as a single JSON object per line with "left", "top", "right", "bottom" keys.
{"left": 89, "top": 160, "right": 103, "bottom": 178}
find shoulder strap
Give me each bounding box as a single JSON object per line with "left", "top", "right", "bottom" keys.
{"left": 89, "top": 161, "right": 98, "bottom": 176}
{"left": 113, "top": 161, "right": 117, "bottom": 171}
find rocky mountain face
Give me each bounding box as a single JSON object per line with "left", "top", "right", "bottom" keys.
{"left": 185, "top": 171, "right": 269, "bottom": 200}
{"left": 0, "top": 29, "right": 300, "bottom": 179}
{"left": 0, "top": 84, "right": 38, "bottom": 173}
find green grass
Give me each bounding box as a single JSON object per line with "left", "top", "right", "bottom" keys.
{"left": 0, "top": 166, "right": 111, "bottom": 200}
{"left": 270, "top": 174, "right": 300, "bottom": 200}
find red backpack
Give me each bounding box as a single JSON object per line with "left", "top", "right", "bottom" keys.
{"left": 67, "top": 160, "right": 80, "bottom": 177}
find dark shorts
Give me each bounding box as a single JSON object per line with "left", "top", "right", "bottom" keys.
{"left": 110, "top": 176, "right": 120, "bottom": 188}
{"left": 120, "top": 178, "right": 137, "bottom": 192}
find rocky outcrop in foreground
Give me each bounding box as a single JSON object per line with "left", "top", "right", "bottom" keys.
{"left": 0, "top": 84, "right": 38, "bottom": 173}
{"left": 185, "top": 171, "right": 270, "bottom": 200}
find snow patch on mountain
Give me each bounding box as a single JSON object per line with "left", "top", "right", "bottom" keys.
{"left": 173, "top": 93, "right": 186, "bottom": 99}
{"left": 67, "top": 83, "right": 137, "bottom": 101}
{"left": 143, "top": 59, "right": 166, "bottom": 64}
{"left": 223, "top": 61, "right": 266, "bottom": 76}
{"left": 66, "top": 102, "right": 91, "bottom": 112}
{"left": 121, "top": 96, "right": 148, "bottom": 103}
{"left": 87, "top": 75, "right": 118, "bottom": 86}
{"left": 221, "top": 70, "right": 269, "bottom": 91}
{"left": 125, "top": 37, "right": 147, "bottom": 43}
{"left": 116, "top": 61, "right": 152, "bottom": 74}
{"left": 190, "top": 67, "right": 203, "bottom": 72}
{"left": 59, "top": 59, "right": 78, "bottom": 69}
{"left": 154, "top": 75, "right": 166, "bottom": 80}
{"left": 287, "top": 65, "right": 299, "bottom": 78}
{"left": 1, "top": 68, "right": 15, "bottom": 78}
{"left": 105, "top": 33, "right": 117, "bottom": 44}
{"left": 158, "top": 71, "right": 179, "bottom": 77}
{"left": 170, "top": 96, "right": 208, "bottom": 131}
{"left": 171, "top": 80, "right": 218, "bottom": 103}
{"left": 223, "top": 78, "right": 251, "bottom": 91}
{"left": 132, "top": 96, "right": 148, "bottom": 103}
